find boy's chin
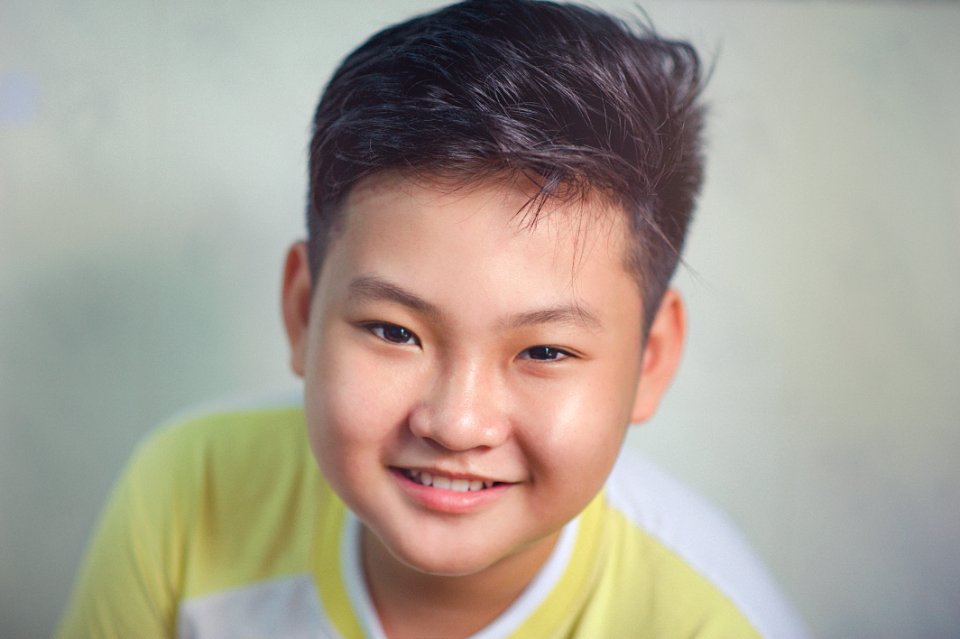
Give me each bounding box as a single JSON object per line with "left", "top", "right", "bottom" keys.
{"left": 401, "top": 555, "right": 492, "bottom": 578}
{"left": 372, "top": 530, "right": 503, "bottom": 578}
{"left": 363, "top": 522, "right": 560, "bottom": 582}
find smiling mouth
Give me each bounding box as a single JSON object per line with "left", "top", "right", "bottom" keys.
{"left": 399, "top": 468, "right": 502, "bottom": 492}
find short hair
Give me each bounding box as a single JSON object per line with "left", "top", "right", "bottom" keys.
{"left": 306, "top": 0, "right": 706, "bottom": 328}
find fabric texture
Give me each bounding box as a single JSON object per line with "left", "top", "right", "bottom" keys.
{"left": 56, "top": 403, "right": 809, "bottom": 639}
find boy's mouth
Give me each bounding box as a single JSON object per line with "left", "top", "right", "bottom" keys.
{"left": 398, "top": 468, "right": 501, "bottom": 492}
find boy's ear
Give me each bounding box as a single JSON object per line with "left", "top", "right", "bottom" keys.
{"left": 281, "top": 241, "right": 313, "bottom": 378}
{"left": 631, "top": 288, "right": 686, "bottom": 424}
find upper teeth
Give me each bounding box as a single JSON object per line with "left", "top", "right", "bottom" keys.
{"left": 405, "top": 469, "right": 493, "bottom": 491}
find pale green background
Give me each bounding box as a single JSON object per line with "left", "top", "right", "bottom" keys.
{"left": 2, "top": 1, "right": 958, "bottom": 637}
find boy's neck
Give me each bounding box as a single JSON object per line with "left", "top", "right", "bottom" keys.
{"left": 361, "top": 527, "right": 561, "bottom": 639}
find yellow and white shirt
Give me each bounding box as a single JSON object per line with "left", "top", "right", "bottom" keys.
{"left": 57, "top": 402, "right": 808, "bottom": 638}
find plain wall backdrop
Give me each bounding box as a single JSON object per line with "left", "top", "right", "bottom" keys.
{"left": 1, "top": 1, "right": 958, "bottom": 637}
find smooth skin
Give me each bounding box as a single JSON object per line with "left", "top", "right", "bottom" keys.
{"left": 282, "top": 173, "right": 685, "bottom": 639}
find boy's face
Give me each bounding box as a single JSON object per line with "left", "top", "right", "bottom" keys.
{"left": 283, "top": 173, "right": 683, "bottom": 580}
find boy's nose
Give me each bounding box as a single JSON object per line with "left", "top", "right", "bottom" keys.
{"left": 408, "top": 363, "right": 510, "bottom": 451}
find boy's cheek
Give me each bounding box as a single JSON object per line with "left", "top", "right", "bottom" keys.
{"left": 307, "top": 344, "right": 417, "bottom": 440}
{"left": 528, "top": 394, "right": 628, "bottom": 460}
{"left": 521, "top": 359, "right": 637, "bottom": 429}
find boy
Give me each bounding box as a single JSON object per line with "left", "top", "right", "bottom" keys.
{"left": 58, "top": 1, "right": 808, "bottom": 637}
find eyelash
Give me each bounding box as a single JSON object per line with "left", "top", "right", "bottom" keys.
{"left": 363, "top": 322, "right": 574, "bottom": 363}
{"left": 519, "top": 345, "right": 573, "bottom": 362}
{"left": 363, "top": 322, "right": 421, "bottom": 346}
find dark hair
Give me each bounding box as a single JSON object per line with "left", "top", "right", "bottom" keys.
{"left": 306, "top": 0, "right": 706, "bottom": 327}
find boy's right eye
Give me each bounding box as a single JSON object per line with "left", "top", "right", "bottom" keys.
{"left": 365, "top": 322, "right": 421, "bottom": 346}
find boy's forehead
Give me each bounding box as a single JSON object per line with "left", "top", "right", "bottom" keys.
{"left": 340, "top": 171, "right": 631, "bottom": 248}
{"left": 324, "top": 171, "right": 646, "bottom": 317}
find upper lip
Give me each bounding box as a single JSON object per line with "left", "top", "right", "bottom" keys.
{"left": 393, "top": 466, "right": 512, "bottom": 484}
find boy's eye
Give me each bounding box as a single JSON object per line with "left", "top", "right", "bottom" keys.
{"left": 520, "top": 346, "right": 571, "bottom": 361}
{"left": 366, "top": 322, "right": 420, "bottom": 346}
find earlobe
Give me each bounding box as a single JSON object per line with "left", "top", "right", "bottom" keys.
{"left": 630, "top": 289, "right": 686, "bottom": 424}
{"left": 281, "top": 241, "right": 313, "bottom": 378}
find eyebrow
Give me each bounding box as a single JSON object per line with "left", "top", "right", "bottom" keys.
{"left": 347, "top": 275, "right": 444, "bottom": 320}
{"left": 347, "top": 275, "right": 602, "bottom": 330}
{"left": 499, "top": 305, "right": 602, "bottom": 331}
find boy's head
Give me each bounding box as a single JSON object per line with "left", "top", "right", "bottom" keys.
{"left": 304, "top": 0, "right": 705, "bottom": 328}
{"left": 282, "top": 0, "right": 704, "bottom": 591}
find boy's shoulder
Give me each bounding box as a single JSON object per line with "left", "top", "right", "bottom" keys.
{"left": 136, "top": 392, "right": 308, "bottom": 469}
{"left": 601, "top": 447, "right": 809, "bottom": 638}
{"left": 123, "top": 393, "right": 317, "bottom": 533}
{"left": 127, "top": 394, "right": 321, "bottom": 589}
{"left": 55, "top": 396, "right": 324, "bottom": 639}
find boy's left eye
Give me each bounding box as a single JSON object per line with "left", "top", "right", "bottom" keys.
{"left": 520, "top": 346, "right": 572, "bottom": 361}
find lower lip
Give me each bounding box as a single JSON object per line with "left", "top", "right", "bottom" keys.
{"left": 390, "top": 468, "right": 511, "bottom": 514}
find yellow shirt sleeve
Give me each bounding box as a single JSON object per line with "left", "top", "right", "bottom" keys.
{"left": 55, "top": 425, "right": 195, "bottom": 639}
